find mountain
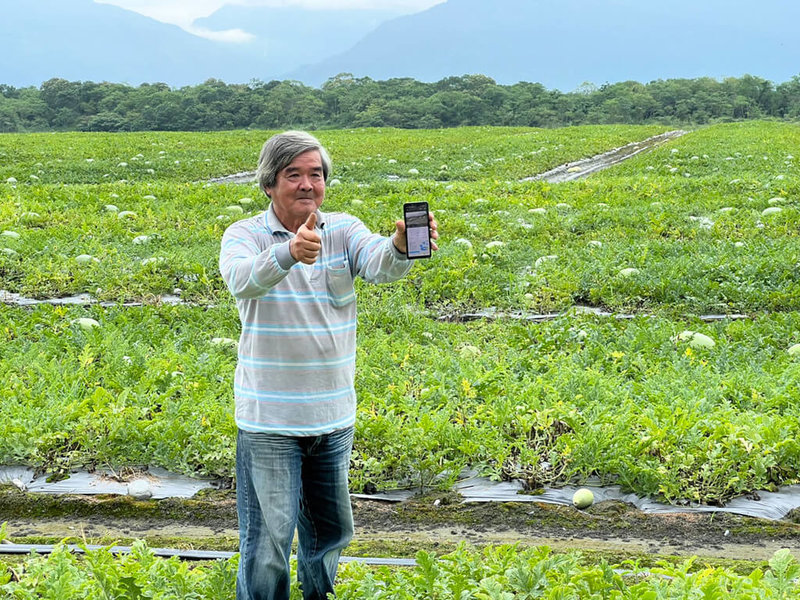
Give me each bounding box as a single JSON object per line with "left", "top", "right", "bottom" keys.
{"left": 1, "top": 0, "right": 269, "bottom": 87}
{"left": 288, "top": 0, "right": 800, "bottom": 91}
{"left": 193, "top": 5, "right": 403, "bottom": 79}
{"left": 5, "top": 0, "right": 800, "bottom": 91}
{"left": 3, "top": 0, "right": 408, "bottom": 88}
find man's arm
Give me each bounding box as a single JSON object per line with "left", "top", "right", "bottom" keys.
{"left": 345, "top": 218, "right": 414, "bottom": 284}
{"left": 346, "top": 211, "right": 438, "bottom": 283}
{"left": 219, "top": 224, "right": 293, "bottom": 299}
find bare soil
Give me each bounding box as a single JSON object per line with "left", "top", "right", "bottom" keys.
{"left": 353, "top": 495, "right": 800, "bottom": 562}
{"left": 522, "top": 130, "right": 687, "bottom": 183}
{"left": 2, "top": 488, "right": 799, "bottom": 564}
{"left": 204, "top": 171, "right": 257, "bottom": 185}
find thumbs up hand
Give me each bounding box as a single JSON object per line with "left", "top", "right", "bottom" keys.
{"left": 290, "top": 212, "right": 321, "bottom": 264}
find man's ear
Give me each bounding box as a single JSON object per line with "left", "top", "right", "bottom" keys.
{"left": 263, "top": 185, "right": 272, "bottom": 198}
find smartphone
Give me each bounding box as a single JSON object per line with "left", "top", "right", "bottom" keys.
{"left": 403, "top": 201, "right": 431, "bottom": 259}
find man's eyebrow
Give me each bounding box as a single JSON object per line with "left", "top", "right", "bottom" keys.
{"left": 284, "top": 165, "right": 323, "bottom": 172}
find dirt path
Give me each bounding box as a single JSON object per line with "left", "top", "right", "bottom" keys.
{"left": 4, "top": 518, "right": 796, "bottom": 563}
{"left": 522, "top": 130, "right": 687, "bottom": 183}
{"left": 354, "top": 497, "right": 800, "bottom": 563}
{"left": 3, "top": 495, "right": 799, "bottom": 564}
{"left": 205, "top": 170, "right": 257, "bottom": 185}
{"left": 357, "top": 527, "right": 799, "bottom": 563}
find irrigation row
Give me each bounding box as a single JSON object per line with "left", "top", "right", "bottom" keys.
{"left": 0, "top": 543, "right": 415, "bottom": 566}
{"left": 0, "top": 543, "right": 677, "bottom": 582}
{"left": 0, "top": 290, "right": 752, "bottom": 324}
{"left": 436, "top": 306, "right": 751, "bottom": 323}
{"left": 0, "top": 290, "right": 184, "bottom": 308}
{"left": 4, "top": 464, "right": 800, "bottom": 521}
{"left": 2, "top": 542, "right": 719, "bottom": 588}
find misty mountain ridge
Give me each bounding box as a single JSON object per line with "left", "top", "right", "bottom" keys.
{"left": 193, "top": 5, "right": 404, "bottom": 77}
{"left": 288, "top": 0, "right": 800, "bottom": 90}
{"left": 4, "top": 0, "right": 799, "bottom": 91}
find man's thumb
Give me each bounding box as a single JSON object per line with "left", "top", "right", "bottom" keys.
{"left": 304, "top": 212, "right": 317, "bottom": 231}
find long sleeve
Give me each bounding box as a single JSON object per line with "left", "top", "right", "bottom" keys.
{"left": 219, "top": 223, "right": 293, "bottom": 299}
{"left": 344, "top": 218, "right": 414, "bottom": 284}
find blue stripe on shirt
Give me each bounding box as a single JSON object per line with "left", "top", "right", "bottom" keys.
{"left": 238, "top": 353, "right": 356, "bottom": 369}
{"left": 258, "top": 290, "right": 353, "bottom": 305}
{"left": 246, "top": 261, "right": 269, "bottom": 291}
{"left": 322, "top": 219, "right": 358, "bottom": 235}
{"left": 234, "top": 384, "right": 354, "bottom": 403}
{"left": 222, "top": 237, "right": 261, "bottom": 255}
{"left": 241, "top": 321, "right": 356, "bottom": 336}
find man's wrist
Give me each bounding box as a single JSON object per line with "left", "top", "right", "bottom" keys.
{"left": 390, "top": 236, "right": 408, "bottom": 258}
{"left": 275, "top": 240, "right": 299, "bottom": 270}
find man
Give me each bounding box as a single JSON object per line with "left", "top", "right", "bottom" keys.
{"left": 219, "top": 130, "right": 438, "bottom": 600}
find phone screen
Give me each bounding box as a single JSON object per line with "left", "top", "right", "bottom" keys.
{"left": 404, "top": 202, "right": 431, "bottom": 259}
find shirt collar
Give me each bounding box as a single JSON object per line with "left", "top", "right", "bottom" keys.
{"left": 265, "top": 203, "right": 326, "bottom": 235}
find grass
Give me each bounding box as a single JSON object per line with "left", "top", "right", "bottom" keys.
{"left": 3, "top": 303, "right": 800, "bottom": 503}
{"left": 1, "top": 122, "right": 800, "bottom": 508}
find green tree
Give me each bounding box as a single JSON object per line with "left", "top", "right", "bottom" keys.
{"left": 776, "top": 75, "right": 800, "bottom": 118}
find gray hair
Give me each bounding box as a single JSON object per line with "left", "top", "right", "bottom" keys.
{"left": 256, "top": 130, "right": 332, "bottom": 194}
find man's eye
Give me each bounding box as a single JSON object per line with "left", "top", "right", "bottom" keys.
{"left": 287, "top": 174, "right": 299, "bottom": 180}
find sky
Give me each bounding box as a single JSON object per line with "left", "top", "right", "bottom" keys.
{"left": 94, "top": 0, "right": 445, "bottom": 41}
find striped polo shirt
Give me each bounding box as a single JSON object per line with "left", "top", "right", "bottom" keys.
{"left": 219, "top": 203, "right": 414, "bottom": 436}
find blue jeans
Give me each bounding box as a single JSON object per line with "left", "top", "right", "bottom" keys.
{"left": 236, "top": 427, "right": 355, "bottom": 600}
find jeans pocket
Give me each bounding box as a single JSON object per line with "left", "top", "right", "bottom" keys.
{"left": 326, "top": 266, "right": 355, "bottom": 307}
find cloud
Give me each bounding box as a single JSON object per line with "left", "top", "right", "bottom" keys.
{"left": 95, "top": 0, "right": 443, "bottom": 42}
{"left": 186, "top": 27, "right": 256, "bottom": 43}
{"left": 96, "top": 0, "right": 443, "bottom": 27}
{"left": 94, "top": 0, "right": 229, "bottom": 29}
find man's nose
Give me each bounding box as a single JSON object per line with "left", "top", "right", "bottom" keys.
{"left": 298, "top": 175, "right": 313, "bottom": 189}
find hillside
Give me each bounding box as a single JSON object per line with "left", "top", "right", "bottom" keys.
{"left": 288, "top": 0, "right": 800, "bottom": 90}
{"left": 1, "top": 0, "right": 258, "bottom": 87}
{"left": 194, "top": 5, "right": 402, "bottom": 78}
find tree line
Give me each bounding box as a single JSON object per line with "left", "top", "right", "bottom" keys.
{"left": 1, "top": 72, "right": 799, "bottom": 133}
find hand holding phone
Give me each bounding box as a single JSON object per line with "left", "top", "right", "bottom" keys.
{"left": 403, "top": 201, "right": 432, "bottom": 259}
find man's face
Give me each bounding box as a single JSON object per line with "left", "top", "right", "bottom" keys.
{"left": 266, "top": 150, "right": 326, "bottom": 230}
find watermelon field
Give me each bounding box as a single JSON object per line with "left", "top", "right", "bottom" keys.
{"left": 2, "top": 121, "right": 800, "bottom": 597}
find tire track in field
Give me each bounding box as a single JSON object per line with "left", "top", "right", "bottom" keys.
{"left": 205, "top": 170, "right": 257, "bottom": 185}
{"left": 522, "top": 129, "right": 688, "bottom": 183}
